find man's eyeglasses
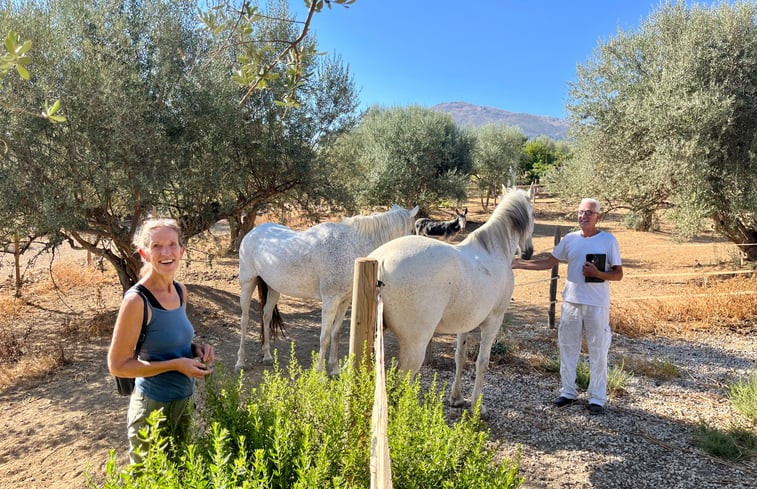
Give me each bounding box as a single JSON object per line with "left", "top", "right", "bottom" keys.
{"left": 578, "top": 210, "right": 597, "bottom": 217}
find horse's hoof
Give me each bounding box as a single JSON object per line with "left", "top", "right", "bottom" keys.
{"left": 448, "top": 397, "right": 468, "bottom": 409}
{"left": 262, "top": 357, "right": 273, "bottom": 366}
{"left": 234, "top": 364, "right": 244, "bottom": 374}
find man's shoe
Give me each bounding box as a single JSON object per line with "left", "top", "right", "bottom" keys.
{"left": 552, "top": 396, "right": 577, "bottom": 408}
{"left": 587, "top": 403, "right": 605, "bottom": 415}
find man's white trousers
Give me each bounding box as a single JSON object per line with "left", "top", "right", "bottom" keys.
{"left": 558, "top": 301, "right": 612, "bottom": 406}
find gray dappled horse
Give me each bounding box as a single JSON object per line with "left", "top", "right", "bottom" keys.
{"left": 237, "top": 204, "right": 419, "bottom": 374}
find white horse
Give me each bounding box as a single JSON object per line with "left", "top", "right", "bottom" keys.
{"left": 237, "top": 204, "right": 419, "bottom": 374}
{"left": 368, "top": 188, "right": 534, "bottom": 414}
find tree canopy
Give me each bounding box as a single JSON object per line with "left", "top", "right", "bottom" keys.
{"left": 470, "top": 124, "right": 525, "bottom": 210}
{"left": 556, "top": 0, "right": 757, "bottom": 259}
{"left": 326, "top": 105, "right": 473, "bottom": 213}
{"left": 521, "top": 136, "right": 569, "bottom": 184}
{"left": 0, "top": 0, "right": 358, "bottom": 290}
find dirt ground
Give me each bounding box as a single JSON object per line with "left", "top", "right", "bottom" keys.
{"left": 0, "top": 196, "right": 754, "bottom": 488}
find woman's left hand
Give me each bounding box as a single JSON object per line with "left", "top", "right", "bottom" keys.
{"left": 194, "top": 343, "right": 215, "bottom": 364}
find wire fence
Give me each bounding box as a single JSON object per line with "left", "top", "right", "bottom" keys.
{"left": 515, "top": 264, "right": 756, "bottom": 303}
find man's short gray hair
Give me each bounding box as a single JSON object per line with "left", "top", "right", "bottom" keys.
{"left": 579, "top": 198, "right": 601, "bottom": 213}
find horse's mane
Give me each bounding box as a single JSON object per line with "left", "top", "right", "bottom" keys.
{"left": 463, "top": 189, "right": 532, "bottom": 254}
{"left": 341, "top": 206, "right": 413, "bottom": 243}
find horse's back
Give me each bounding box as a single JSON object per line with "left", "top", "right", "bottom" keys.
{"left": 370, "top": 236, "right": 514, "bottom": 335}
{"left": 238, "top": 220, "right": 371, "bottom": 299}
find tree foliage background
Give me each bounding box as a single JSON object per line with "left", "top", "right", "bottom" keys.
{"left": 326, "top": 105, "right": 474, "bottom": 214}
{"left": 470, "top": 124, "right": 526, "bottom": 210}
{"left": 552, "top": 0, "right": 757, "bottom": 259}
{"left": 0, "top": 0, "right": 358, "bottom": 290}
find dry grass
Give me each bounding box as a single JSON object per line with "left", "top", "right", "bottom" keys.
{"left": 0, "top": 261, "right": 117, "bottom": 390}
{"left": 26, "top": 260, "right": 116, "bottom": 293}
{"left": 612, "top": 275, "right": 757, "bottom": 337}
{"left": 0, "top": 294, "right": 24, "bottom": 325}
{"left": 616, "top": 354, "right": 681, "bottom": 381}
{"left": 0, "top": 349, "right": 69, "bottom": 390}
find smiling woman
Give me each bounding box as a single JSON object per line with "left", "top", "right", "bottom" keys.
{"left": 107, "top": 217, "right": 215, "bottom": 465}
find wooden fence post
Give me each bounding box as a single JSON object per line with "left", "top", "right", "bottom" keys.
{"left": 14, "top": 231, "right": 21, "bottom": 298}
{"left": 548, "top": 227, "right": 561, "bottom": 329}
{"left": 349, "top": 258, "right": 378, "bottom": 369}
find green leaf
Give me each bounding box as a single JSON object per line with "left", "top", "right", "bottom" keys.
{"left": 49, "top": 99, "right": 61, "bottom": 115}
{"left": 16, "top": 64, "right": 29, "bottom": 80}
{"left": 4, "top": 32, "right": 18, "bottom": 53}
{"left": 17, "top": 40, "right": 32, "bottom": 55}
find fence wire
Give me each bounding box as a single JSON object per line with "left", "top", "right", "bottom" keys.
{"left": 514, "top": 267, "right": 755, "bottom": 303}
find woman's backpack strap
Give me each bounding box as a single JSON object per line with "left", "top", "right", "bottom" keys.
{"left": 126, "top": 285, "right": 151, "bottom": 354}
{"left": 174, "top": 280, "right": 183, "bottom": 306}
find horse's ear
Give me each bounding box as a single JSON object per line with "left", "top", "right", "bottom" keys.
{"left": 410, "top": 205, "right": 419, "bottom": 217}
{"left": 463, "top": 207, "right": 468, "bottom": 215}
{"left": 528, "top": 182, "right": 537, "bottom": 202}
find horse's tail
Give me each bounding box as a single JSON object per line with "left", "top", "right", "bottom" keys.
{"left": 257, "top": 278, "right": 286, "bottom": 342}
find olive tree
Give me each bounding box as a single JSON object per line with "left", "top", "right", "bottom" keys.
{"left": 201, "top": 0, "right": 356, "bottom": 108}
{"left": 470, "top": 124, "right": 525, "bottom": 210}
{"left": 327, "top": 105, "right": 473, "bottom": 213}
{"left": 557, "top": 1, "right": 757, "bottom": 259}
{"left": 0, "top": 0, "right": 358, "bottom": 290}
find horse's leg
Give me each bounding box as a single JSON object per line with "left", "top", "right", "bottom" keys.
{"left": 449, "top": 331, "right": 470, "bottom": 408}
{"left": 261, "top": 288, "right": 280, "bottom": 365}
{"left": 326, "top": 298, "right": 351, "bottom": 375}
{"left": 469, "top": 317, "right": 502, "bottom": 416}
{"left": 236, "top": 275, "right": 256, "bottom": 372}
{"left": 424, "top": 340, "right": 434, "bottom": 364}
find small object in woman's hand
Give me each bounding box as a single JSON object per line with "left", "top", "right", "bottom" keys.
{"left": 193, "top": 356, "right": 209, "bottom": 370}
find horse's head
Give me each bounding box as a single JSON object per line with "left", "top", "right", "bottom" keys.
{"left": 518, "top": 196, "right": 535, "bottom": 260}
{"left": 504, "top": 189, "right": 534, "bottom": 260}
{"left": 456, "top": 208, "right": 468, "bottom": 231}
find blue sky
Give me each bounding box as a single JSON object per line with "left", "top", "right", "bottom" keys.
{"left": 291, "top": 1, "right": 722, "bottom": 119}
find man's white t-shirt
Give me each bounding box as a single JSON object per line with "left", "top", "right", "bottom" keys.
{"left": 551, "top": 230, "right": 622, "bottom": 307}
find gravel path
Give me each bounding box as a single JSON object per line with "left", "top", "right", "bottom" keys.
{"left": 416, "top": 325, "right": 756, "bottom": 488}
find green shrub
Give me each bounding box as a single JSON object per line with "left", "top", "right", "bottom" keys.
{"left": 694, "top": 423, "right": 756, "bottom": 461}
{"left": 607, "top": 362, "right": 633, "bottom": 396}
{"left": 90, "top": 347, "right": 522, "bottom": 488}
{"left": 729, "top": 372, "right": 757, "bottom": 425}
{"left": 559, "top": 358, "right": 631, "bottom": 396}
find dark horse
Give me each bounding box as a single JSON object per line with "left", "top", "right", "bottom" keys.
{"left": 414, "top": 208, "right": 468, "bottom": 239}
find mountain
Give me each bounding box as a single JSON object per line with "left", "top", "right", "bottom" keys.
{"left": 431, "top": 101, "right": 570, "bottom": 140}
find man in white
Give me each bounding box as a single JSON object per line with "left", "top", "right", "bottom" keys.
{"left": 512, "top": 198, "right": 623, "bottom": 414}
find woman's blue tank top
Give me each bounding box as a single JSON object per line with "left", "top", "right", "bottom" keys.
{"left": 132, "top": 283, "right": 195, "bottom": 402}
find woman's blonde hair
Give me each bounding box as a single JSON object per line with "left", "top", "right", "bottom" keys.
{"left": 133, "top": 218, "right": 183, "bottom": 277}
